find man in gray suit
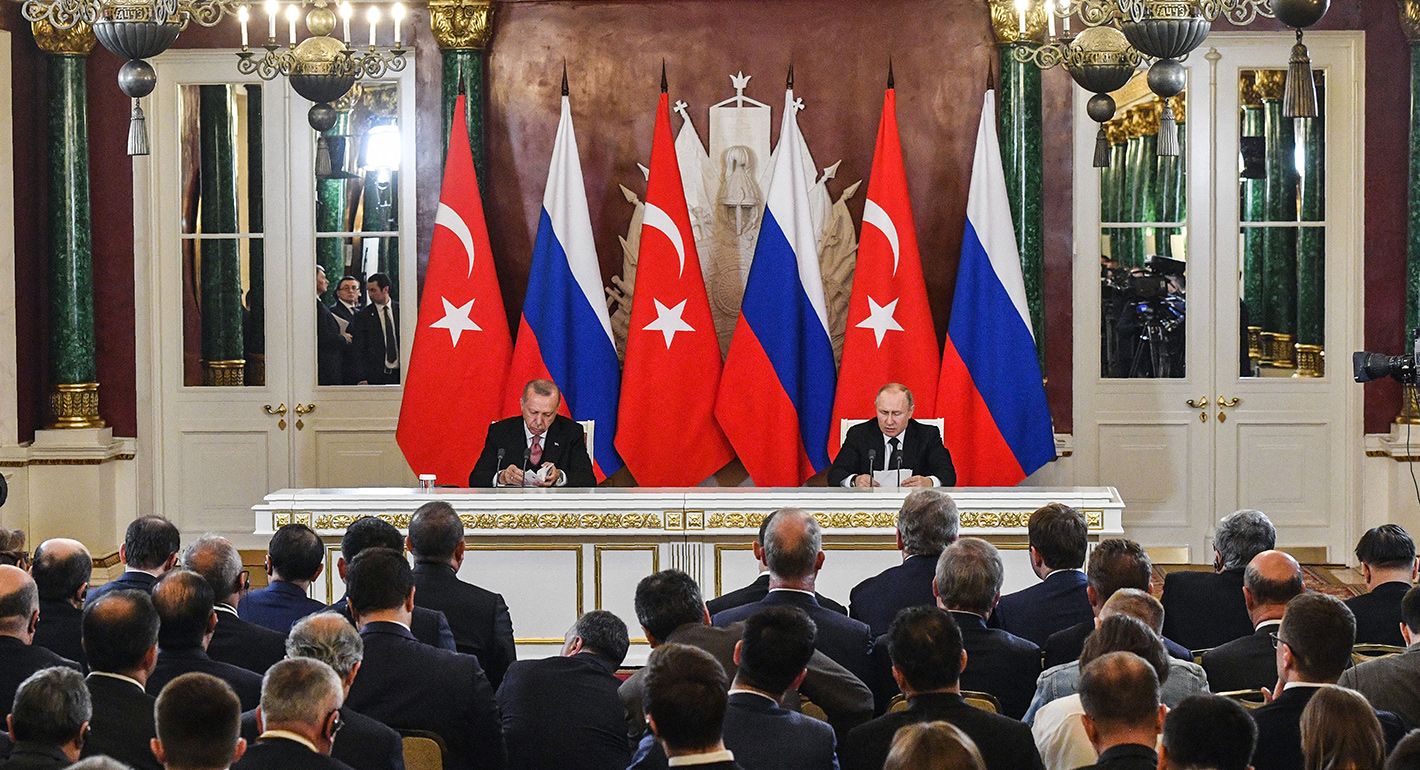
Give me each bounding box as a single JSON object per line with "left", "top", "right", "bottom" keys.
{"left": 1338, "top": 583, "right": 1420, "bottom": 726}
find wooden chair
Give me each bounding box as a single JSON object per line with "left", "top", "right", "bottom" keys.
{"left": 1216, "top": 689, "right": 1268, "bottom": 710}
{"left": 399, "top": 729, "right": 447, "bottom": 770}
{"left": 961, "top": 690, "right": 1002, "bottom": 714}
{"left": 799, "top": 696, "right": 829, "bottom": 722}
{"left": 1191, "top": 647, "right": 1214, "bottom": 666}
{"left": 886, "top": 693, "right": 909, "bottom": 713}
{"left": 1352, "top": 644, "right": 1405, "bottom": 665}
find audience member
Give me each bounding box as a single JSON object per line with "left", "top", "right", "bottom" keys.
{"left": 1075, "top": 652, "right": 1165, "bottom": 770}
{"left": 1300, "top": 685, "right": 1384, "bottom": 770}
{"left": 29, "top": 539, "right": 91, "bottom": 664}
{"left": 707, "top": 512, "right": 846, "bottom": 617}
{"left": 1161, "top": 509, "right": 1275, "bottom": 651}
{"left": 1347, "top": 524, "right": 1418, "bottom": 647}
{"left": 405, "top": 501, "right": 516, "bottom": 687}
{"left": 841, "top": 607, "right": 1044, "bottom": 770}
{"left": 1251, "top": 593, "right": 1406, "bottom": 770}
{"left": 630, "top": 606, "right": 838, "bottom": 770}
{"left": 642, "top": 644, "right": 739, "bottom": 769}
{"left": 0, "top": 566, "right": 79, "bottom": 742}
{"left": 1387, "top": 730, "right": 1420, "bottom": 770}
{"left": 182, "top": 536, "right": 285, "bottom": 675}
{"left": 1341, "top": 585, "right": 1420, "bottom": 727}
{"left": 994, "top": 503, "right": 1094, "bottom": 646}
{"left": 152, "top": 673, "right": 246, "bottom": 770}
{"left": 849, "top": 489, "right": 959, "bottom": 636}
{"left": 498, "top": 610, "right": 630, "bottom": 770}
{"left": 621, "top": 570, "right": 871, "bottom": 744}
{"left": 341, "top": 548, "right": 503, "bottom": 770}
{"left": 147, "top": 570, "right": 262, "bottom": 711}
{"left": 1202, "top": 549, "right": 1305, "bottom": 693}
{"left": 239, "top": 524, "right": 327, "bottom": 634}
{"left": 883, "top": 722, "right": 985, "bottom": 770}
{"left": 86, "top": 517, "right": 181, "bottom": 606}
{"left": 68, "top": 757, "right": 133, "bottom": 770}
{"left": 932, "top": 537, "right": 1039, "bottom": 719}
{"left": 80, "top": 591, "right": 161, "bottom": 770}
{"left": 324, "top": 517, "right": 454, "bottom": 651}
{"left": 1158, "top": 695, "right": 1257, "bottom": 770}
{"left": 235, "top": 659, "right": 351, "bottom": 770}
{"left": 0, "top": 530, "right": 25, "bottom": 570}
{"left": 3, "top": 667, "right": 89, "bottom": 770}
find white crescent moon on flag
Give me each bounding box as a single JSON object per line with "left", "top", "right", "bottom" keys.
{"left": 641, "top": 202, "right": 687, "bottom": 278}
{"left": 435, "top": 202, "right": 477, "bottom": 279}
{"left": 862, "top": 199, "right": 901, "bottom": 276}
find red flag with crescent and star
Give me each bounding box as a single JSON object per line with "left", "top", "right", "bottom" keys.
{"left": 396, "top": 93, "right": 512, "bottom": 486}
{"left": 828, "top": 81, "right": 940, "bottom": 457}
{"left": 614, "top": 78, "right": 734, "bottom": 485}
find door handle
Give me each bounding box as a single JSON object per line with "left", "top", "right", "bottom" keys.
{"left": 294, "top": 403, "right": 315, "bottom": 430}
{"left": 1186, "top": 396, "right": 1208, "bottom": 423}
{"left": 263, "top": 403, "right": 287, "bottom": 431}
{"left": 1217, "top": 395, "right": 1241, "bottom": 423}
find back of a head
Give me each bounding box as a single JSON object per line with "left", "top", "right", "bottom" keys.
{"left": 934, "top": 538, "right": 1003, "bottom": 616}
{"left": 887, "top": 606, "right": 964, "bottom": 693}
{"left": 884, "top": 721, "right": 986, "bottom": 770}
{"left": 287, "top": 613, "right": 364, "bottom": 678}
{"left": 1214, "top": 509, "right": 1276, "bottom": 570}
{"left": 1300, "top": 685, "right": 1384, "bottom": 770}
{"left": 0, "top": 527, "right": 26, "bottom": 567}
{"left": 83, "top": 590, "right": 160, "bottom": 674}
{"left": 345, "top": 547, "right": 412, "bottom": 616}
{"left": 124, "top": 516, "right": 181, "bottom": 570}
{"left": 1081, "top": 614, "right": 1171, "bottom": 686}
{"left": 409, "top": 502, "right": 464, "bottom": 561}
{"left": 1161, "top": 695, "right": 1257, "bottom": 770}
{"left": 152, "top": 570, "right": 215, "bottom": 649}
{"left": 763, "top": 508, "right": 821, "bottom": 581}
{"left": 634, "top": 569, "right": 705, "bottom": 642}
{"left": 31, "top": 540, "right": 92, "bottom": 603}
{"left": 155, "top": 672, "right": 242, "bottom": 770}
{"left": 1280, "top": 593, "right": 1356, "bottom": 683}
{"left": 10, "top": 667, "right": 90, "bottom": 746}
{"left": 1244, "top": 550, "right": 1305, "bottom": 607}
{"left": 339, "top": 517, "right": 403, "bottom": 562}
{"left": 69, "top": 757, "right": 135, "bottom": 770}
{"left": 1079, "top": 651, "right": 1160, "bottom": 732}
{"left": 1386, "top": 730, "right": 1420, "bottom": 770}
{"left": 268, "top": 523, "right": 325, "bottom": 582}
{"left": 1028, "top": 503, "right": 1089, "bottom": 570}
{"left": 1087, "top": 538, "right": 1152, "bottom": 602}
{"left": 1356, "top": 524, "right": 1417, "bottom": 570}
{"left": 568, "top": 610, "right": 630, "bottom": 666}
{"left": 1100, "top": 587, "right": 1165, "bottom": 634}
{"left": 1403, "top": 586, "right": 1420, "bottom": 636}
{"left": 737, "top": 606, "right": 817, "bottom": 696}
{"left": 643, "top": 643, "right": 728, "bottom": 754}
{"left": 0, "top": 563, "right": 39, "bottom": 634}
{"left": 182, "top": 535, "right": 242, "bottom": 601}
{"left": 897, "top": 490, "right": 959, "bottom": 556}
{"left": 260, "top": 658, "right": 343, "bottom": 729}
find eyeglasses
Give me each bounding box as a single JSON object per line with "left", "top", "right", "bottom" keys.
{"left": 1269, "top": 632, "right": 1291, "bottom": 650}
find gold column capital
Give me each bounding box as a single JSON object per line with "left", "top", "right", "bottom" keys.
{"left": 1253, "top": 69, "right": 1287, "bottom": 101}
{"left": 30, "top": 19, "right": 96, "bottom": 56}
{"left": 1399, "top": 0, "right": 1420, "bottom": 42}
{"left": 987, "top": 0, "right": 1047, "bottom": 45}
{"left": 49, "top": 382, "right": 105, "bottom": 429}
{"left": 429, "top": 0, "right": 495, "bottom": 50}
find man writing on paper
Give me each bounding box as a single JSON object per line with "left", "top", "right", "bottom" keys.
{"left": 468, "top": 379, "right": 596, "bottom": 488}
{"left": 826, "top": 383, "right": 955, "bottom": 488}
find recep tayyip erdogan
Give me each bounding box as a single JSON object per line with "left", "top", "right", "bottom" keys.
{"left": 469, "top": 379, "right": 596, "bottom": 488}
{"left": 826, "top": 383, "right": 955, "bottom": 488}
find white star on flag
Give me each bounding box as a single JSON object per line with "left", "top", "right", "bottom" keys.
{"left": 429, "top": 296, "right": 481, "bottom": 347}
{"left": 643, "top": 298, "right": 694, "bottom": 349}
{"left": 855, "top": 296, "right": 904, "bottom": 348}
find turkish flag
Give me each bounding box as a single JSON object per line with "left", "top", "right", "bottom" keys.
{"left": 395, "top": 94, "right": 511, "bottom": 486}
{"left": 615, "top": 88, "right": 733, "bottom": 485}
{"left": 828, "top": 86, "right": 940, "bottom": 457}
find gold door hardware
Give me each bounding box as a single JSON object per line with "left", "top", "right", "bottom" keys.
{"left": 263, "top": 403, "right": 287, "bottom": 431}
{"left": 1217, "top": 395, "right": 1241, "bottom": 423}
{"left": 1185, "top": 396, "right": 1209, "bottom": 423}
{"left": 294, "top": 403, "right": 315, "bottom": 430}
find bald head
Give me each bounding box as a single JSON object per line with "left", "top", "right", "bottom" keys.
{"left": 0, "top": 564, "right": 39, "bottom": 638}
{"left": 31, "top": 539, "right": 91, "bottom": 604}
{"left": 763, "top": 509, "right": 823, "bottom": 585}
{"left": 1244, "top": 550, "right": 1304, "bottom": 615}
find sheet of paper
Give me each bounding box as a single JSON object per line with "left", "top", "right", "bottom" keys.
{"left": 333, "top": 315, "right": 350, "bottom": 334}
{"left": 521, "top": 465, "right": 551, "bottom": 487}
{"left": 873, "top": 468, "right": 914, "bottom": 488}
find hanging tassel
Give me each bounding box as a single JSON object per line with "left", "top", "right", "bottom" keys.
{"left": 1156, "top": 101, "right": 1179, "bottom": 157}
{"left": 1283, "top": 30, "right": 1318, "bottom": 118}
{"left": 315, "top": 134, "right": 333, "bottom": 178}
{"left": 1093, "top": 125, "right": 1110, "bottom": 168}
{"left": 127, "top": 98, "right": 149, "bottom": 157}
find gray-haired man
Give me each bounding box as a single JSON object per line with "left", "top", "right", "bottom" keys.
{"left": 234, "top": 658, "right": 351, "bottom": 770}
{"left": 5, "top": 667, "right": 91, "bottom": 769}
{"left": 849, "top": 489, "right": 959, "bottom": 636}
{"left": 1161, "top": 509, "right": 1276, "bottom": 650}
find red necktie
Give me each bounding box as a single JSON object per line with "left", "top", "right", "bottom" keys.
{"left": 529, "top": 435, "right": 543, "bottom": 466}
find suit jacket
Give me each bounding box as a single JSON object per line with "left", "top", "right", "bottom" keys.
{"left": 345, "top": 621, "right": 504, "bottom": 770}
{"left": 952, "top": 611, "right": 1042, "bottom": 720}
{"left": 1160, "top": 568, "right": 1253, "bottom": 651}
{"left": 149, "top": 646, "right": 263, "bottom": 710}
{"left": 352, "top": 301, "right": 400, "bottom": 384}
{"left": 412, "top": 562, "right": 516, "bottom": 688}
{"left": 0, "top": 638, "right": 79, "bottom": 727}
{"left": 1077, "top": 743, "right": 1158, "bottom": 770}
{"left": 469, "top": 415, "right": 596, "bottom": 488}
{"left": 209, "top": 606, "right": 287, "bottom": 675}
{"left": 242, "top": 707, "right": 404, "bottom": 770}
{"left": 32, "top": 598, "right": 85, "bottom": 666}
{"left": 826, "top": 419, "right": 955, "bottom": 487}
{"left": 233, "top": 736, "right": 356, "bottom": 770}
{"left": 318, "top": 299, "right": 351, "bottom": 386}
{"left": 496, "top": 653, "right": 629, "bottom": 770}
{"left": 849, "top": 554, "right": 940, "bottom": 637}
{"left": 85, "top": 570, "right": 160, "bottom": 606}
{"left": 707, "top": 574, "right": 847, "bottom": 617}
{"left": 1338, "top": 643, "right": 1420, "bottom": 729}
{"left": 619, "top": 622, "right": 873, "bottom": 744}
{"left": 993, "top": 570, "right": 1093, "bottom": 647}
{"left": 240, "top": 580, "right": 329, "bottom": 634}
{"left": 1202, "top": 622, "right": 1281, "bottom": 693}
{"left": 330, "top": 301, "right": 364, "bottom": 385}
{"left": 0, "top": 743, "right": 69, "bottom": 770}
{"left": 628, "top": 691, "right": 838, "bottom": 770}
{"left": 1346, "top": 580, "right": 1411, "bottom": 646}
{"left": 1042, "top": 620, "right": 1193, "bottom": 670}
{"left": 841, "top": 692, "right": 1044, "bottom": 770}
{"left": 82, "top": 673, "right": 161, "bottom": 770}
{"left": 1251, "top": 685, "right": 1408, "bottom": 770}
{"left": 713, "top": 591, "right": 876, "bottom": 690}
{"left": 327, "top": 596, "right": 456, "bottom": 651}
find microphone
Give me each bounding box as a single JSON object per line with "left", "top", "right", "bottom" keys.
{"left": 494, "top": 448, "right": 505, "bottom": 486}
{"left": 866, "top": 449, "right": 876, "bottom": 489}
{"left": 894, "top": 446, "right": 904, "bottom": 487}
{"left": 522, "top": 445, "right": 532, "bottom": 486}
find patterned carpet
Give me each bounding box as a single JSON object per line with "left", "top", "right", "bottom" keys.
{"left": 1150, "top": 564, "right": 1363, "bottom": 600}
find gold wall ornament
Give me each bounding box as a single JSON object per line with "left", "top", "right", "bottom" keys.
{"left": 1239, "top": 71, "right": 1260, "bottom": 106}
{"left": 203, "top": 359, "right": 246, "bottom": 387}
{"left": 1293, "top": 343, "right": 1324, "bottom": 377}
{"left": 987, "top": 0, "right": 1048, "bottom": 44}
{"left": 48, "top": 382, "right": 105, "bottom": 429}
{"left": 1247, "top": 326, "right": 1263, "bottom": 361}
{"left": 1253, "top": 69, "right": 1287, "bottom": 101}
{"left": 429, "top": 0, "right": 494, "bottom": 50}
{"left": 1400, "top": 0, "right": 1420, "bottom": 42}
{"left": 1401, "top": 382, "right": 1420, "bottom": 425}
{"left": 30, "top": 18, "right": 96, "bottom": 55}
{"left": 1169, "top": 95, "right": 1186, "bottom": 125}
{"left": 1105, "top": 120, "right": 1129, "bottom": 145}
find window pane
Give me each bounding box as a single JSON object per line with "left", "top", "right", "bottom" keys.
{"left": 179, "top": 84, "right": 262, "bottom": 235}
{"left": 181, "top": 238, "right": 264, "bottom": 386}
{"left": 315, "top": 238, "right": 401, "bottom": 387}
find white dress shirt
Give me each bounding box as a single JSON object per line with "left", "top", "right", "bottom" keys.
{"left": 839, "top": 430, "right": 941, "bottom": 487}
{"left": 668, "top": 749, "right": 736, "bottom": 766}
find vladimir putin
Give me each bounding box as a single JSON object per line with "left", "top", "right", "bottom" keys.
{"left": 827, "top": 383, "right": 955, "bottom": 488}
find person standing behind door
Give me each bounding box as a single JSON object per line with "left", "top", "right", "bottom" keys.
{"left": 354, "top": 273, "right": 399, "bottom": 385}
{"left": 329, "top": 276, "right": 364, "bottom": 386}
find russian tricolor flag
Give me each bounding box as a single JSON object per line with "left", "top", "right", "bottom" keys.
{"left": 507, "top": 84, "right": 623, "bottom": 480}
{"left": 936, "top": 90, "right": 1055, "bottom": 485}
{"left": 715, "top": 80, "right": 837, "bottom": 486}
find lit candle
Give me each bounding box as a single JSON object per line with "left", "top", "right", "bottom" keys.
{"left": 1047, "top": 0, "right": 1055, "bottom": 38}
{"left": 264, "top": 0, "right": 277, "bottom": 41}
{"left": 285, "top": 4, "right": 299, "bottom": 45}
{"left": 339, "top": 2, "right": 352, "bottom": 44}
{"left": 1015, "top": 0, "right": 1028, "bottom": 36}
{"left": 1061, "top": 0, "right": 1071, "bottom": 34}
{"left": 391, "top": 2, "right": 405, "bottom": 47}
{"left": 237, "top": 4, "right": 249, "bottom": 48}
{"left": 367, "top": 6, "right": 380, "bottom": 47}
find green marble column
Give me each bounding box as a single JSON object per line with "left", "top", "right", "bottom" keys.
{"left": 1140, "top": 132, "right": 1159, "bottom": 261}
{"left": 245, "top": 84, "right": 266, "bottom": 386}
{"left": 1259, "top": 72, "right": 1298, "bottom": 368}
{"left": 199, "top": 85, "right": 245, "bottom": 386}
{"left": 317, "top": 110, "right": 350, "bottom": 297}
{"left": 431, "top": 0, "right": 494, "bottom": 182}
{"left": 1107, "top": 130, "right": 1129, "bottom": 265}
{"left": 1241, "top": 100, "right": 1266, "bottom": 359}
{"left": 363, "top": 173, "right": 399, "bottom": 286}
{"left": 1295, "top": 104, "right": 1325, "bottom": 376}
{"left": 998, "top": 43, "right": 1045, "bottom": 361}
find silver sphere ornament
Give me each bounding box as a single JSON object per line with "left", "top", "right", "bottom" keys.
{"left": 1275, "top": 0, "right": 1329, "bottom": 29}
{"left": 1147, "top": 58, "right": 1187, "bottom": 99}
{"left": 117, "top": 59, "right": 157, "bottom": 100}
{"left": 1087, "top": 93, "right": 1117, "bottom": 123}
{"left": 308, "top": 102, "right": 339, "bottom": 133}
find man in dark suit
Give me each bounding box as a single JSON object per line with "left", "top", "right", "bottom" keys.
{"left": 233, "top": 659, "right": 352, "bottom": 770}
{"left": 708, "top": 512, "right": 847, "bottom": 617}
{"left": 1161, "top": 509, "right": 1275, "bottom": 652}
{"left": 29, "top": 539, "right": 90, "bottom": 665}
{"left": 841, "top": 607, "right": 1044, "bottom": 770}
{"left": 826, "top": 383, "right": 955, "bottom": 488}
{"left": 498, "top": 610, "right": 631, "bottom": 770}
{"left": 1158, "top": 695, "right": 1257, "bottom": 770}
{"left": 1345, "top": 523, "right": 1417, "bottom": 646}
{"left": 3, "top": 667, "right": 90, "bottom": 770}
{"left": 1202, "top": 550, "right": 1303, "bottom": 693}
{"left": 183, "top": 535, "right": 286, "bottom": 676}
{"left": 86, "top": 516, "right": 182, "bottom": 607}
{"left": 407, "top": 501, "right": 515, "bottom": 688}
{"left": 316, "top": 265, "right": 352, "bottom": 387}
{"left": 469, "top": 379, "right": 595, "bottom": 488}
{"left": 1340, "top": 584, "right": 1420, "bottom": 727}
{"left": 151, "top": 673, "right": 247, "bottom": 770}
{"left": 324, "top": 517, "right": 455, "bottom": 651}
{"left": 993, "top": 503, "right": 1094, "bottom": 646}
{"left": 240, "top": 523, "right": 329, "bottom": 634}
{"left": 713, "top": 509, "right": 876, "bottom": 688}
{"left": 641, "top": 644, "right": 743, "bottom": 770}
{"left": 147, "top": 571, "right": 263, "bottom": 711}
{"left": 330, "top": 276, "right": 364, "bottom": 385}
{"left": 80, "top": 590, "right": 162, "bottom": 770}
{"left": 0, "top": 567, "right": 80, "bottom": 738}
{"left": 342, "top": 548, "right": 504, "bottom": 770}
{"left": 850, "top": 488, "right": 958, "bottom": 636}
{"left": 1075, "top": 652, "right": 1166, "bottom": 770}
{"left": 1250, "top": 593, "right": 1408, "bottom": 770}
{"left": 352, "top": 272, "right": 399, "bottom": 385}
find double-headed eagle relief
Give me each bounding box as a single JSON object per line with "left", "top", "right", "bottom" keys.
{"left": 606, "top": 71, "right": 861, "bottom": 362}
